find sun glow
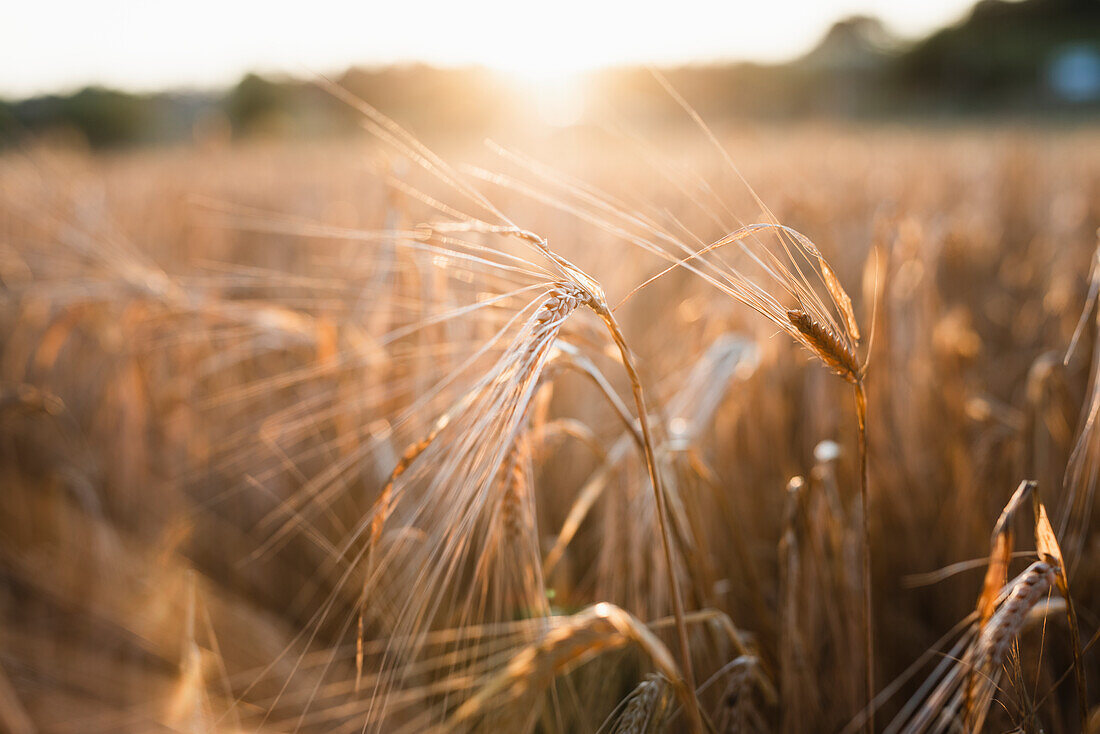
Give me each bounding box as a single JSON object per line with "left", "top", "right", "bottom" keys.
{"left": 490, "top": 53, "right": 598, "bottom": 85}
{"left": 498, "top": 70, "right": 590, "bottom": 127}
{"left": 472, "top": 41, "right": 604, "bottom": 127}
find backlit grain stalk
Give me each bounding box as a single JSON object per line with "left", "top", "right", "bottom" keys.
{"left": 511, "top": 233, "right": 706, "bottom": 733}
{"left": 786, "top": 302, "right": 873, "bottom": 734}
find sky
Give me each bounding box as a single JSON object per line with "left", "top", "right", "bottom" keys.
{"left": 3, "top": 0, "right": 982, "bottom": 98}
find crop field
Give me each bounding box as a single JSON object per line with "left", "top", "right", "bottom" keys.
{"left": 2, "top": 110, "right": 1100, "bottom": 733}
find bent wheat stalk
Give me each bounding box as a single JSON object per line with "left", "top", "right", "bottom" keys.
{"left": 463, "top": 225, "right": 707, "bottom": 732}
{"left": 323, "top": 84, "right": 706, "bottom": 729}
{"left": 360, "top": 270, "right": 704, "bottom": 731}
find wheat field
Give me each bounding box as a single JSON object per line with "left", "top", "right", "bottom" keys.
{"left": 2, "top": 105, "right": 1100, "bottom": 733}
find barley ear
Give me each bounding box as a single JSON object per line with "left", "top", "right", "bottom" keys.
{"left": 610, "top": 675, "right": 671, "bottom": 734}
{"left": 786, "top": 309, "right": 860, "bottom": 384}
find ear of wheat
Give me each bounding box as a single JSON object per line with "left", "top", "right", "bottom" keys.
{"left": 713, "top": 657, "right": 768, "bottom": 734}
{"left": 786, "top": 308, "right": 860, "bottom": 384}
{"left": 890, "top": 561, "right": 1057, "bottom": 734}
{"left": 607, "top": 674, "right": 671, "bottom": 734}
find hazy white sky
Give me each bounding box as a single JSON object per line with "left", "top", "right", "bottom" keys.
{"left": 3, "top": 0, "right": 980, "bottom": 97}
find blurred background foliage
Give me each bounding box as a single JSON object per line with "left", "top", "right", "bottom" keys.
{"left": 1, "top": 0, "right": 1098, "bottom": 150}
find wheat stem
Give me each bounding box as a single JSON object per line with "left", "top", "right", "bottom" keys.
{"left": 592, "top": 300, "right": 704, "bottom": 734}
{"left": 855, "top": 381, "right": 873, "bottom": 734}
